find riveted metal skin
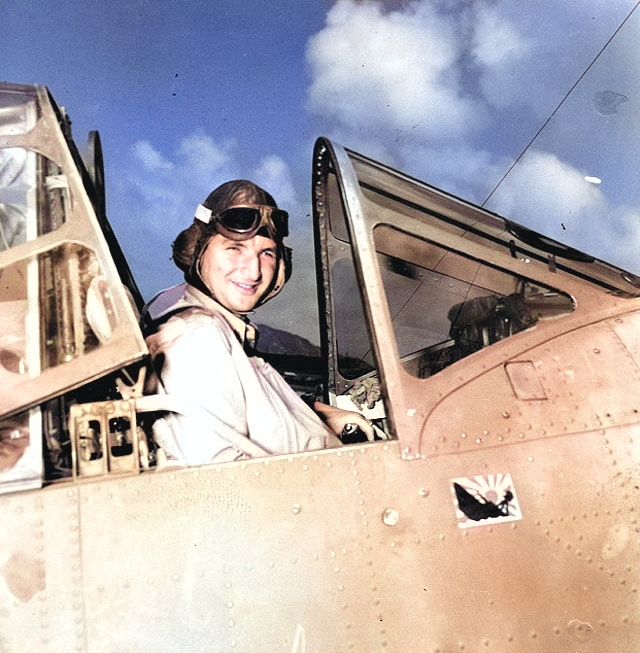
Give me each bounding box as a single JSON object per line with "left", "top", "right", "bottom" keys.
{"left": 0, "top": 436, "right": 638, "bottom": 652}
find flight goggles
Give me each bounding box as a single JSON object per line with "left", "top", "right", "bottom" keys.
{"left": 194, "top": 203, "right": 289, "bottom": 240}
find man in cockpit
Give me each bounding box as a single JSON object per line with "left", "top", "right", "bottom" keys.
{"left": 142, "top": 179, "right": 371, "bottom": 465}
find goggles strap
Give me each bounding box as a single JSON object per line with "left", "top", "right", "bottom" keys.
{"left": 194, "top": 204, "right": 212, "bottom": 223}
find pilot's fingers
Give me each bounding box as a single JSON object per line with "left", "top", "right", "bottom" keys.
{"left": 313, "top": 401, "right": 373, "bottom": 438}
{"left": 345, "top": 412, "right": 374, "bottom": 439}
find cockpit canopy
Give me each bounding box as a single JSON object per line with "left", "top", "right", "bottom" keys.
{"left": 312, "top": 137, "right": 640, "bottom": 455}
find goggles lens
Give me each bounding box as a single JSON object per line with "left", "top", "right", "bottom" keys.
{"left": 217, "top": 205, "right": 289, "bottom": 239}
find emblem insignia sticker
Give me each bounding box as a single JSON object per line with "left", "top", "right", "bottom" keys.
{"left": 452, "top": 473, "right": 522, "bottom": 529}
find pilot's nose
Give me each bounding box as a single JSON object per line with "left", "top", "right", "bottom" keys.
{"left": 241, "top": 250, "right": 262, "bottom": 281}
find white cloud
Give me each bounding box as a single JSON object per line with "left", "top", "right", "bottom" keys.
{"left": 252, "top": 155, "right": 297, "bottom": 208}
{"left": 488, "top": 150, "right": 603, "bottom": 231}
{"left": 470, "top": 4, "right": 532, "bottom": 109}
{"left": 487, "top": 149, "right": 640, "bottom": 271}
{"left": 132, "top": 140, "right": 175, "bottom": 174}
{"left": 397, "top": 141, "right": 497, "bottom": 200}
{"left": 471, "top": 6, "right": 529, "bottom": 68}
{"left": 306, "top": 0, "right": 481, "bottom": 140}
{"left": 127, "top": 136, "right": 298, "bottom": 226}
{"left": 176, "top": 130, "right": 235, "bottom": 179}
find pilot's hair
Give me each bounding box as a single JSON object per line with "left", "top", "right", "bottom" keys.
{"left": 171, "top": 179, "right": 278, "bottom": 273}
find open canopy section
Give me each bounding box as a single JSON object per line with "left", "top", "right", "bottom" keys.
{"left": 0, "top": 83, "right": 147, "bottom": 421}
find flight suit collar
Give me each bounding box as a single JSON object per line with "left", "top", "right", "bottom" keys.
{"left": 183, "top": 284, "right": 258, "bottom": 353}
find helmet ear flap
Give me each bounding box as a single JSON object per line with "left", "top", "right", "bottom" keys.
{"left": 282, "top": 245, "right": 292, "bottom": 282}
{"left": 182, "top": 224, "right": 217, "bottom": 296}
{"left": 255, "top": 245, "right": 292, "bottom": 307}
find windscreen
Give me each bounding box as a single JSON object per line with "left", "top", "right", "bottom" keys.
{"left": 373, "top": 224, "right": 574, "bottom": 378}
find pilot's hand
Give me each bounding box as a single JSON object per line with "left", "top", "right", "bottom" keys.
{"left": 313, "top": 401, "right": 374, "bottom": 441}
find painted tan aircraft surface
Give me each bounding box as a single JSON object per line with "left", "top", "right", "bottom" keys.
{"left": 1, "top": 82, "right": 639, "bottom": 652}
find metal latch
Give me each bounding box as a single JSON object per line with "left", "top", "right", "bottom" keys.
{"left": 69, "top": 399, "right": 141, "bottom": 477}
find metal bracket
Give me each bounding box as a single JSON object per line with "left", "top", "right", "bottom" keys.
{"left": 69, "top": 398, "right": 140, "bottom": 477}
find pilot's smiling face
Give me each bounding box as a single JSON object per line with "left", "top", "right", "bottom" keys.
{"left": 199, "top": 232, "right": 277, "bottom": 313}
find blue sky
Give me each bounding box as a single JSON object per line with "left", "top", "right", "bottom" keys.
{"left": 2, "top": 0, "right": 639, "bottom": 342}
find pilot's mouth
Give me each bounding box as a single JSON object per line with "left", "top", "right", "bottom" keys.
{"left": 232, "top": 281, "right": 260, "bottom": 294}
